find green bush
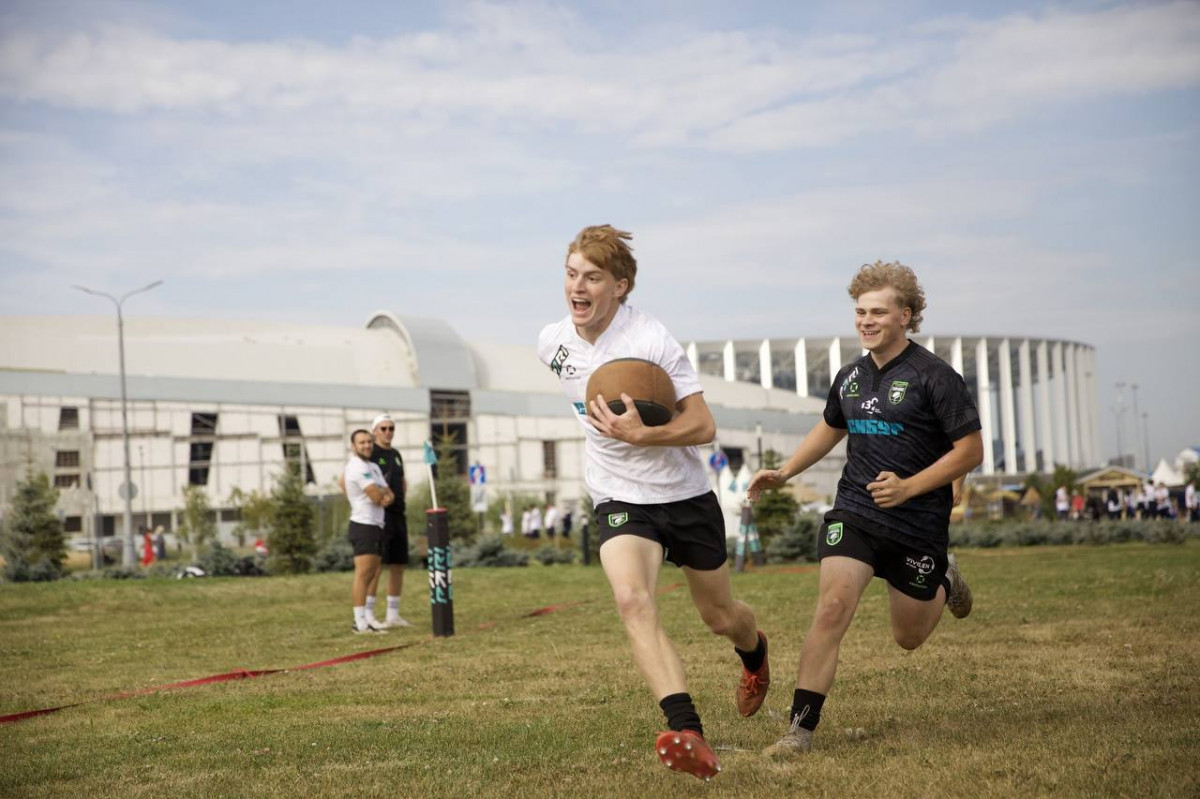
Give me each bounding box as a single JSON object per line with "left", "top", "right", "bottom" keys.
{"left": 313, "top": 537, "right": 355, "bottom": 573}
{"left": 455, "top": 535, "right": 529, "bottom": 567}
{"left": 534, "top": 545, "right": 577, "bottom": 565}
{"left": 197, "top": 541, "right": 264, "bottom": 577}
{"left": 949, "top": 519, "right": 1191, "bottom": 549}
{"left": 765, "top": 514, "right": 821, "bottom": 563}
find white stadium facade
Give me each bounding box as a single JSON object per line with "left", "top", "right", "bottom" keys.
{"left": 0, "top": 315, "right": 1100, "bottom": 546}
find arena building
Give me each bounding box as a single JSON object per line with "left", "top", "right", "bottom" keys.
{"left": 0, "top": 317, "right": 1102, "bottom": 549}
{"left": 0, "top": 314, "right": 828, "bottom": 545}
{"left": 688, "top": 335, "right": 1103, "bottom": 476}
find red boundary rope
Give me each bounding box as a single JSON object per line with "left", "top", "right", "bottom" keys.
{"left": 1, "top": 582, "right": 685, "bottom": 726}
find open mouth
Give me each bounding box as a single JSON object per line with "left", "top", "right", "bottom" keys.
{"left": 571, "top": 298, "right": 592, "bottom": 313}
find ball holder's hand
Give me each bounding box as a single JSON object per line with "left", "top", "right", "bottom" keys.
{"left": 747, "top": 469, "right": 786, "bottom": 502}
{"left": 866, "top": 471, "right": 913, "bottom": 508}
{"left": 589, "top": 392, "right": 646, "bottom": 444}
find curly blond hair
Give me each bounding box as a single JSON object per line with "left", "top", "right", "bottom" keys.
{"left": 847, "top": 261, "right": 926, "bottom": 333}
{"left": 566, "top": 225, "right": 637, "bottom": 303}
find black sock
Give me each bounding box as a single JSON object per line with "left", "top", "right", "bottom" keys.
{"left": 659, "top": 692, "right": 703, "bottom": 736}
{"left": 735, "top": 632, "right": 766, "bottom": 673}
{"left": 791, "top": 689, "right": 825, "bottom": 731}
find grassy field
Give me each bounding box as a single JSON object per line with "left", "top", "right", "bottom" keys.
{"left": 2, "top": 542, "right": 1198, "bottom": 797}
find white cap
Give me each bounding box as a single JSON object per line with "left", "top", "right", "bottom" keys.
{"left": 371, "top": 413, "right": 394, "bottom": 431}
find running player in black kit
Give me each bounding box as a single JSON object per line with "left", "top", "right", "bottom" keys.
{"left": 747, "top": 261, "right": 983, "bottom": 757}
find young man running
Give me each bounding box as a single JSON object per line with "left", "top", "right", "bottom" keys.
{"left": 538, "top": 224, "right": 770, "bottom": 781}
{"left": 747, "top": 261, "right": 982, "bottom": 757}
{"left": 343, "top": 429, "right": 394, "bottom": 634}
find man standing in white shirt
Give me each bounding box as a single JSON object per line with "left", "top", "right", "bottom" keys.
{"left": 343, "top": 429, "right": 394, "bottom": 634}
{"left": 538, "top": 225, "right": 768, "bottom": 782}
{"left": 1186, "top": 480, "right": 1197, "bottom": 522}
{"left": 544, "top": 504, "right": 559, "bottom": 540}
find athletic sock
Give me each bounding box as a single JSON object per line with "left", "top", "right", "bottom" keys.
{"left": 735, "top": 633, "right": 766, "bottom": 673}
{"left": 386, "top": 595, "right": 400, "bottom": 618}
{"left": 659, "top": 693, "right": 703, "bottom": 737}
{"left": 791, "top": 689, "right": 825, "bottom": 731}
{"left": 353, "top": 606, "right": 367, "bottom": 629}
{"left": 365, "top": 596, "right": 376, "bottom": 614}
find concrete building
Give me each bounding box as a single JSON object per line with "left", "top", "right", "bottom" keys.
{"left": 0, "top": 314, "right": 830, "bottom": 545}
{"left": 687, "top": 335, "right": 1102, "bottom": 477}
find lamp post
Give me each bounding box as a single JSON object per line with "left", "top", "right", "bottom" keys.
{"left": 1113, "top": 382, "right": 1126, "bottom": 467}
{"left": 73, "top": 280, "right": 163, "bottom": 567}
{"left": 1130, "top": 383, "right": 1144, "bottom": 472}
{"left": 1141, "top": 412, "right": 1151, "bottom": 475}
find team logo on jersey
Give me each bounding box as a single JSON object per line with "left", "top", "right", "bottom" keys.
{"left": 573, "top": 401, "right": 586, "bottom": 415}
{"left": 607, "top": 512, "right": 629, "bottom": 528}
{"left": 550, "top": 345, "right": 570, "bottom": 376}
{"left": 839, "top": 367, "right": 861, "bottom": 399}
{"left": 825, "top": 522, "right": 843, "bottom": 546}
{"left": 888, "top": 380, "right": 909, "bottom": 405}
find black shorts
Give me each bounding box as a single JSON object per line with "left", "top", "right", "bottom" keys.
{"left": 347, "top": 521, "right": 384, "bottom": 557}
{"left": 381, "top": 512, "right": 409, "bottom": 565}
{"left": 595, "top": 491, "right": 727, "bottom": 571}
{"left": 817, "top": 513, "right": 948, "bottom": 601}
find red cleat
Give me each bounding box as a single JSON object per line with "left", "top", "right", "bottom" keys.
{"left": 655, "top": 729, "right": 721, "bottom": 781}
{"left": 736, "top": 631, "right": 770, "bottom": 717}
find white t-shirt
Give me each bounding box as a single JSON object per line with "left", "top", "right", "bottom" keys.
{"left": 544, "top": 506, "right": 559, "bottom": 530}
{"left": 1186, "top": 483, "right": 1196, "bottom": 510}
{"left": 344, "top": 456, "right": 387, "bottom": 527}
{"left": 538, "top": 303, "right": 711, "bottom": 506}
{"left": 1055, "top": 486, "right": 1069, "bottom": 512}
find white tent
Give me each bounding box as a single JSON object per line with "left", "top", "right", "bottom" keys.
{"left": 1151, "top": 458, "right": 1185, "bottom": 487}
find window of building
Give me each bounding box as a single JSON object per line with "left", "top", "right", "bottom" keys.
{"left": 55, "top": 450, "right": 80, "bottom": 468}
{"left": 54, "top": 474, "right": 81, "bottom": 488}
{"left": 278, "top": 416, "right": 316, "bottom": 484}
{"left": 191, "top": 412, "right": 219, "bottom": 435}
{"left": 188, "top": 441, "right": 213, "bottom": 486}
{"left": 58, "top": 407, "right": 80, "bottom": 430}
{"left": 64, "top": 516, "right": 82, "bottom": 533}
{"left": 543, "top": 440, "right": 558, "bottom": 479}
{"left": 430, "top": 391, "right": 470, "bottom": 476}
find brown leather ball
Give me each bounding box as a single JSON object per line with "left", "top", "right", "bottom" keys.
{"left": 586, "top": 358, "right": 676, "bottom": 427}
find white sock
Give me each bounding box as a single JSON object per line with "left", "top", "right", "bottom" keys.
{"left": 365, "top": 596, "right": 376, "bottom": 613}
{"left": 353, "top": 606, "right": 367, "bottom": 629}
{"left": 386, "top": 595, "right": 400, "bottom": 619}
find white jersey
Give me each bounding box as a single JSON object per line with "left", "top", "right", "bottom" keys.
{"left": 538, "top": 303, "right": 711, "bottom": 506}
{"left": 344, "top": 456, "right": 387, "bottom": 527}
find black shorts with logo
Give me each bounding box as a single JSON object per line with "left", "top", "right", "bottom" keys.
{"left": 816, "top": 512, "right": 948, "bottom": 601}
{"left": 595, "top": 491, "right": 726, "bottom": 571}
{"left": 347, "top": 520, "right": 384, "bottom": 557}
{"left": 381, "top": 512, "right": 409, "bottom": 565}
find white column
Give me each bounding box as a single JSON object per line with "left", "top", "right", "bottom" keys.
{"left": 1051, "top": 342, "right": 1070, "bottom": 468}
{"left": 722, "top": 340, "right": 735, "bottom": 382}
{"left": 950, "top": 336, "right": 964, "bottom": 377}
{"left": 1063, "top": 343, "right": 1080, "bottom": 467}
{"left": 1036, "top": 340, "right": 1054, "bottom": 471}
{"left": 975, "top": 338, "right": 995, "bottom": 475}
{"left": 998, "top": 339, "right": 1017, "bottom": 475}
{"left": 759, "top": 339, "right": 773, "bottom": 390}
{"left": 1071, "top": 345, "right": 1089, "bottom": 467}
{"left": 1089, "top": 348, "right": 1103, "bottom": 464}
{"left": 686, "top": 342, "right": 699, "bottom": 374}
{"left": 1018, "top": 339, "right": 1036, "bottom": 474}
{"left": 794, "top": 338, "right": 809, "bottom": 398}
{"left": 828, "top": 338, "right": 842, "bottom": 387}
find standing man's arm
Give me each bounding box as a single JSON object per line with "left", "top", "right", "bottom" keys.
{"left": 337, "top": 473, "right": 346, "bottom": 495}
{"left": 747, "top": 420, "right": 847, "bottom": 500}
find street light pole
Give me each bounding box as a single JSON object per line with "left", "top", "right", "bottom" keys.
{"left": 1141, "top": 412, "right": 1151, "bottom": 475}
{"left": 1130, "top": 383, "right": 1143, "bottom": 471}
{"left": 1113, "top": 382, "right": 1126, "bottom": 467}
{"left": 73, "top": 280, "right": 163, "bottom": 567}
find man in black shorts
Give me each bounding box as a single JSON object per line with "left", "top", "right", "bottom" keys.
{"left": 367, "top": 414, "right": 411, "bottom": 628}
{"left": 748, "top": 260, "right": 983, "bottom": 757}
{"left": 538, "top": 225, "right": 770, "bottom": 781}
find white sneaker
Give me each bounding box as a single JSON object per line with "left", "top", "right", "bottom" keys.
{"left": 364, "top": 616, "right": 389, "bottom": 632}
{"left": 352, "top": 623, "right": 386, "bottom": 635}
{"left": 384, "top": 615, "right": 413, "bottom": 628}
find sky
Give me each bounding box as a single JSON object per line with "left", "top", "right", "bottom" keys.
{"left": 0, "top": 0, "right": 1197, "bottom": 469}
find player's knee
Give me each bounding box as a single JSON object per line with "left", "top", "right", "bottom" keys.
{"left": 699, "top": 605, "right": 735, "bottom": 637}
{"left": 892, "top": 628, "right": 927, "bottom": 651}
{"left": 611, "top": 585, "right": 655, "bottom": 622}
{"left": 812, "top": 596, "right": 852, "bottom": 633}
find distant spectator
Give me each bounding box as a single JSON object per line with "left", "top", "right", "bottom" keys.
{"left": 1154, "top": 482, "right": 1172, "bottom": 519}
{"left": 254, "top": 537, "right": 268, "bottom": 556}
{"left": 1186, "top": 481, "right": 1197, "bottom": 522}
{"left": 1055, "top": 486, "right": 1070, "bottom": 520}
{"left": 1141, "top": 481, "right": 1155, "bottom": 519}
{"left": 1105, "top": 488, "right": 1121, "bottom": 520}
{"left": 529, "top": 504, "right": 543, "bottom": 539}
{"left": 1125, "top": 489, "right": 1138, "bottom": 520}
{"left": 544, "top": 504, "right": 559, "bottom": 540}
{"left": 500, "top": 509, "right": 514, "bottom": 536}
{"left": 141, "top": 528, "right": 155, "bottom": 566}
{"left": 1069, "top": 490, "right": 1084, "bottom": 521}
{"left": 561, "top": 506, "right": 574, "bottom": 539}
{"left": 521, "top": 505, "right": 532, "bottom": 538}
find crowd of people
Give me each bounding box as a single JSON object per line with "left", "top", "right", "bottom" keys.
{"left": 1054, "top": 480, "right": 1198, "bottom": 522}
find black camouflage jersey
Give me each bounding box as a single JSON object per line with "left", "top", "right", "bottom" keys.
{"left": 824, "top": 341, "right": 981, "bottom": 545}
{"left": 370, "top": 443, "right": 406, "bottom": 516}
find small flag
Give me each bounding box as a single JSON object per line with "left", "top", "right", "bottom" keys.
{"left": 423, "top": 441, "right": 438, "bottom": 465}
